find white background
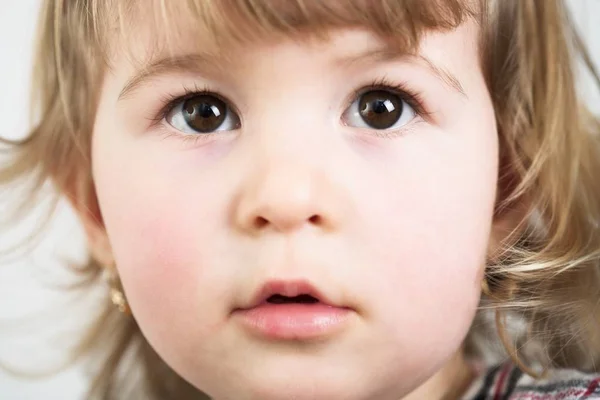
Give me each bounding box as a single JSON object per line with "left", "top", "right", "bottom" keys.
{"left": 1, "top": 1, "right": 599, "bottom": 399}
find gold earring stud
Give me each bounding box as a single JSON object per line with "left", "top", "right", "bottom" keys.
{"left": 104, "top": 266, "right": 131, "bottom": 314}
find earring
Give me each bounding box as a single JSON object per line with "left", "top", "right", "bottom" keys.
{"left": 104, "top": 266, "right": 131, "bottom": 314}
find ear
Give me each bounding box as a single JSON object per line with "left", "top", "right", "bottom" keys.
{"left": 61, "top": 173, "right": 114, "bottom": 268}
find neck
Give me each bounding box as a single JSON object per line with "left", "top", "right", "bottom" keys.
{"left": 402, "top": 350, "right": 475, "bottom": 400}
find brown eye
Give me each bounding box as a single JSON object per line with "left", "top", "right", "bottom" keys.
{"left": 343, "top": 89, "right": 416, "bottom": 131}
{"left": 359, "top": 90, "right": 403, "bottom": 129}
{"left": 167, "top": 94, "right": 240, "bottom": 134}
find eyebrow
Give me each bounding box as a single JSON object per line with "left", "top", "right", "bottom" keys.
{"left": 119, "top": 54, "right": 218, "bottom": 100}
{"left": 338, "top": 48, "right": 467, "bottom": 97}
{"left": 118, "top": 48, "right": 467, "bottom": 100}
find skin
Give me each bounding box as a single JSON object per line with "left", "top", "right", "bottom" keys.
{"left": 85, "top": 19, "right": 502, "bottom": 400}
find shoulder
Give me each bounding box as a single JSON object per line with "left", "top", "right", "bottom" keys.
{"left": 462, "top": 362, "right": 600, "bottom": 400}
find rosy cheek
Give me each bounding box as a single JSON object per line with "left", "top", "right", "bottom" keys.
{"left": 98, "top": 165, "right": 210, "bottom": 315}
{"left": 353, "top": 141, "right": 490, "bottom": 336}
{"left": 113, "top": 206, "right": 196, "bottom": 310}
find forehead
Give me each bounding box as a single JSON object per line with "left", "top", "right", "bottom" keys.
{"left": 97, "top": 0, "right": 477, "bottom": 67}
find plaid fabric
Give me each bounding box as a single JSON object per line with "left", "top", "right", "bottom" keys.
{"left": 462, "top": 362, "right": 600, "bottom": 400}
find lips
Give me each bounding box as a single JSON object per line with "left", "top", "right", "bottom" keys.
{"left": 233, "top": 279, "right": 352, "bottom": 340}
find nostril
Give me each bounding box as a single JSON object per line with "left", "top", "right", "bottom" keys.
{"left": 254, "top": 216, "right": 269, "bottom": 229}
{"left": 252, "top": 215, "right": 322, "bottom": 230}
{"left": 309, "top": 215, "right": 322, "bottom": 224}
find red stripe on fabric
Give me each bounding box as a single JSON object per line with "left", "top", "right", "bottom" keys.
{"left": 583, "top": 377, "right": 600, "bottom": 396}
{"left": 493, "top": 363, "right": 512, "bottom": 400}
{"left": 517, "top": 389, "right": 584, "bottom": 399}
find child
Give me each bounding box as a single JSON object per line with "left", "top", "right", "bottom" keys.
{"left": 2, "top": 0, "right": 600, "bottom": 398}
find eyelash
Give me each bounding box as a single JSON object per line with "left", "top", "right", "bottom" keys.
{"left": 346, "top": 77, "right": 428, "bottom": 120}
{"left": 150, "top": 83, "right": 225, "bottom": 126}
{"left": 151, "top": 78, "right": 428, "bottom": 140}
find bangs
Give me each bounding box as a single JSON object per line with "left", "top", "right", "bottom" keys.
{"left": 93, "top": 0, "right": 478, "bottom": 63}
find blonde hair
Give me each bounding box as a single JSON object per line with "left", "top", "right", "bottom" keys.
{"left": 1, "top": 0, "right": 600, "bottom": 398}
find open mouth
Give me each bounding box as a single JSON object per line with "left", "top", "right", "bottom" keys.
{"left": 240, "top": 279, "right": 342, "bottom": 310}
{"left": 266, "top": 294, "right": 320, "bottom": 304}
{"left": 234, "top": 280, "right": 352, "bottom": 340}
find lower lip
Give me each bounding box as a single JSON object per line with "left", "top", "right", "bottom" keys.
{"left": 234, "top": 303, "right": 351, "bottom": 340}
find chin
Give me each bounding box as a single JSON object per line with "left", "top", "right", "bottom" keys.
{"left": 199, "top": 362, "right": 410, "bottom": 400}
{"left": 212, "top": 379, "right": 372, "bottom": 400}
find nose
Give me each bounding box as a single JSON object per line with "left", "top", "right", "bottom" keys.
{"left": 232, "top": 158, "right": 342, "bottom": 234}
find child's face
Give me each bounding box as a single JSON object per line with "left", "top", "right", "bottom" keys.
{"left": 91, "top": 19, "right": 497, "bottom": 399}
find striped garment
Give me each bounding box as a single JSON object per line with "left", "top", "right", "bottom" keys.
{"left": 461, "top": 362, "right": 600, "bottom": 399}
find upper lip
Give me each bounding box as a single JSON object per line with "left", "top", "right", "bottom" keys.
{"left": 242, "top": 279, "right": 341, "bottom": 309}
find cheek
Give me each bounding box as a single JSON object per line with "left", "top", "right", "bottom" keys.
{"left": 91, "top": 138, "right": 236, "bottom": 345}
{"left": 354, "top": 123, "right": 496, "bottom": 361}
